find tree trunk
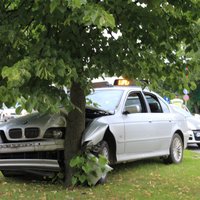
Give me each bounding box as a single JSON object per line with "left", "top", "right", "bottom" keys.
{"left": 194, "top": 104, "right": 199, "bottom": 114}
{"left": 64, "top": 81, "right": 85, "bottom": 187}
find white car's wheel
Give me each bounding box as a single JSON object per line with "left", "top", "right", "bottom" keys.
{"left": 197, "top": 144, "right": 200, "bottom": 148}
{"left": 164, "top": 133, "right": 183, "bottom": 164}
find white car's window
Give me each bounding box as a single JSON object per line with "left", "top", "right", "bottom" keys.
{"left": 144, "top": 93, "right": 163, "bottom": 113}
{"left": 159, "top": 99, "right": 170, "bottom": 113}
{"left": 125, "top": 92, "right": 147, "bottom": 113}
{"left": 87, "top": 90, "right": 124, "bottom": 112}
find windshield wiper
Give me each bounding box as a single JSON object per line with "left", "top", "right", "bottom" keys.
{"left": 86, "top": 106, "right": 114, "bottom": 115}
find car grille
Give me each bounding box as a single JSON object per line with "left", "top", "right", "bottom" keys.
{"left": 25, "top": 128, "right": 40, "bottom": 138}
{"left": 0, "top": 151, "right": 64, "bottom": 160}
{"left": 9, "top": 129, "right": 22, "bottom": 139}
{"left": 6, "top": 128, "right": 40, "bottom": 140}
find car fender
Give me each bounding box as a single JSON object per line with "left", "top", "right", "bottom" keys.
{"left": 81, "top": 119, "right": 108, "bottom": 147}
{"left": 187, "top": 117, "right": 200, "bottom": 130}
{"left": 171, "top": 117, "right": 189, "bottom": 148}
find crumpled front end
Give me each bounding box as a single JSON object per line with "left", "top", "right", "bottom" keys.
{"left": 81, "top": 118, "right": 108, "bottom": 149}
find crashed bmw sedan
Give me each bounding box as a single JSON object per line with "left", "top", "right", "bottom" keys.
{"left": 0, "top": 87, "right": 189, "bottom": 178}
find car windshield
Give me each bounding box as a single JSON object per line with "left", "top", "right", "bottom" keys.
{"left": 87, "top": 90, "right": 124, "bottom": 112}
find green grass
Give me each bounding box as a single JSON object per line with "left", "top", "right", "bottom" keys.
{"left": 0, "top": 150, "right": 200, "bottom": 200}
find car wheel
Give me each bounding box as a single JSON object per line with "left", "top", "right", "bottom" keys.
{"left": 97, "top": 140, "right": 110, "bottom": 184}
{"left": 164, "top": 133, "right": 183, "bottom": 164}
{"left": 1, "top": 170, "right": 23, "bottom": 177}
{"left": 197, "top": 144, "right": 200, "bottom": 148}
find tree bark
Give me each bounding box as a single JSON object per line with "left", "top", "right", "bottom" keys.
{"left": 64, "top": 81, "right": 85, "bottom": 187}
{"left": 194, "top": 104, "right": 199, "bottom": 114}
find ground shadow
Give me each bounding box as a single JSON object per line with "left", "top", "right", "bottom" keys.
{"left": 187, "top": 144, "right": 200, "bottom": 151}
{"left": 110, "top": 157, "right": 164, "bottom": 176}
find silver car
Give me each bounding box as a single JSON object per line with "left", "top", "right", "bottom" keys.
{"left": 0, "top": 87, "right": 189, "bottom": 178}
{"left": 170, "top": 104, "right": 200, "bottom": 148}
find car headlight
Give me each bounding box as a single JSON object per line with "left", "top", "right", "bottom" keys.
{"left": 44, "top": 128, "right": 65, "bottom": 139}
{"left": 193, "top": 130, "right": 200, "bottom": 137}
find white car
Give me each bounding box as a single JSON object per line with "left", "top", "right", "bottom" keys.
{"left": 170, "top": 104, "right": 200, "bottom": 148}
{"left": 0, "top": 87, "right": 189, "bottom": 180}
{"left": 0, "top": 105, "right": 28, "bottom": 123}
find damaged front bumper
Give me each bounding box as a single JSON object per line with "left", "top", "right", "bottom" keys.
{"left": 0, "top": 139, "right": 64, "bottom": 172}
{"left": 0, "top": 159, "right": 60, "bottom": 171}
{"left": 0, "top": 139, "right": 64, "bottom": 153}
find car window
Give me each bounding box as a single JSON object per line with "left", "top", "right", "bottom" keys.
{"left": 159, "top": 98, "right": 170, "bottom": 113}
{"left": 125, "top": 92, "right": 147, "bottom": 113}
{"left": 144, "top": 93, "right": 163, "bottom": 113}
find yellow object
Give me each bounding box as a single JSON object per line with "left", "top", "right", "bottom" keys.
{"left": 114, "top": 79, "right": 133, "bottom": 86}
{"left": 171, "top": 98, "right": 184, "bottom": 108}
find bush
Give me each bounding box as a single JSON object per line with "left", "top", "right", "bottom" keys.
{"left": 70, "top": 152, "right": 112, "bottom": 186}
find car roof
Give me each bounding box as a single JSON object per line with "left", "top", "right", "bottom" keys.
{"left": 94, "top": 86, "right": 144, "bottom": 92}
{"left": 93, "top": 86, "right": 166, "bottom": 104}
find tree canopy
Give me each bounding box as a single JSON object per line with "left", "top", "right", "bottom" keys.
{"left": 186, "top": 47, "right": 200, "bottom": 113}
{"left": 0, "top": 0, "right": 199, "bottom": 112}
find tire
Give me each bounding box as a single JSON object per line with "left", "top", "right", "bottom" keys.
{"left": 164, "top": 133, "right": 183, "bottom": 164}
{"left": 197, "top": 144, "right": 200, "bottom": 148}
{"left": 97, "top": 141, "right": 110, "bottom": 184}
{"left": 1, "top": 170, "right": 23, "bottom": 177}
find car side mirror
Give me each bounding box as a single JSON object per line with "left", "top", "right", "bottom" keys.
{"left": 123, "top": 105, "right": 141, "bottom": 114}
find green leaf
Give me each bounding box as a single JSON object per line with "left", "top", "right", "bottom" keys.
{"left": 98, "top": 155, "right": 108, "bottom": 166}
{"left": 70, "top": 156, "right": 84, "bottom": 167}
{"left": 190, "top": 81, "right": 197, "bottom": 90}
{"left": 71, "top": 176, "right": 78, "bottom": 186}
{"left": 15, "top": 106, "right": 23, "bottom": 115}
{"left": 68, "top": 0, "right": 87, "bottom": 9}
{"left": 99, "top": 16, "right": 106, "bottom": 28}
{"left": 50, "top": 0, "right": 60, "bottom": 13}
{"left": 79, "top": 174, "right": 87, "bottom": 183}
{"left": 82, "top": 163, "right": 93, "bottom": 174}
{"left": 105, "top": 13, "right": 115, "bottom": 28}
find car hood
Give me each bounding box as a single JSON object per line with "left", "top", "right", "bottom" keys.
{"left": 0, "top": 112, "right": 66, "bottom": 129}
{"left": 0, "top": 105, "right": 110, "bottom": 129}
{"left": 186, "top": 116, "right": 200, "bottom": 130}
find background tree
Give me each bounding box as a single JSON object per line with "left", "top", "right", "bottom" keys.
{"left": 186, "top": 48, "right": 200, "bottom": 113}
{"left": 189, "top": 83, "right": 200, "bottom": 113}
{"left": 0, "top": 0, "right": 199, "bottom": 186}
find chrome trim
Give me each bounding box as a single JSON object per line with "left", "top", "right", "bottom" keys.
{"left": 0, "top": 159, "right": 60, "bottom": 171}
{"left": 0, "top": 139, "right": 64, "bottom": 153}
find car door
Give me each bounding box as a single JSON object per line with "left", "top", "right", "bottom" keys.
{"left": 122, "top": 91, "right": 160, "bottom": 159}
{"left": 143, "top": 92, "right": 173, "bottom": 153}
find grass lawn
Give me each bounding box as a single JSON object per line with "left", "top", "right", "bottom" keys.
{"left": 0, "top": 150, "right": 200, "bottom": 200}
